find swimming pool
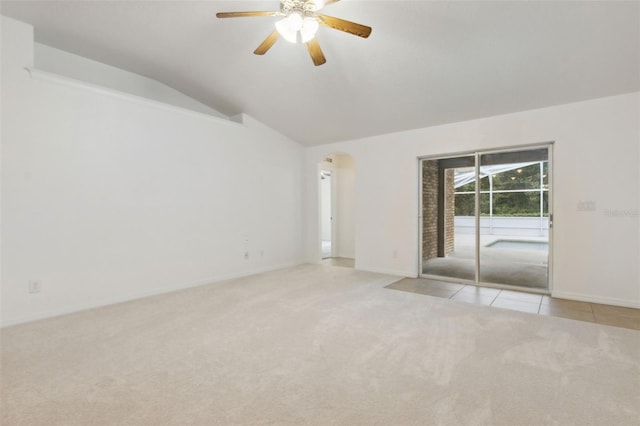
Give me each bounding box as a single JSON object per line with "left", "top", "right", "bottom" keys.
{"left": 486, "top": 239, "right": 549, "bottom": 251}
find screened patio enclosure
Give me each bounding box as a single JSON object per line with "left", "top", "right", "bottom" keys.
{"left": 454, "top": 160, "right": 549, "bottom": 239}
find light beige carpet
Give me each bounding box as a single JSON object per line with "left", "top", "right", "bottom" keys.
{"left": 2, "top": 264, "right": 639, "bottom": 425}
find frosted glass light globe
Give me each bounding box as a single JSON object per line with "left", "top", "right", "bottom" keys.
{"left": 275, "top": 12, "right": 317, "bottom": 44}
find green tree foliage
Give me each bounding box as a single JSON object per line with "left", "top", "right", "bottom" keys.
{"left": 454, "top": 162, "right": 548, "bottom": 216}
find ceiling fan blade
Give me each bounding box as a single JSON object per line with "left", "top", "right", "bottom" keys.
{"left": 316, "top": 14, "right": 372, "bottom": 38}
{"left": 216, "top": 11, "right": 279, "bottom": 18}
{"left": 254, "top": 30, "right": 280, "bottom": 55}
{"left": 306, "top": 39, "right": 327, "bottom": 66}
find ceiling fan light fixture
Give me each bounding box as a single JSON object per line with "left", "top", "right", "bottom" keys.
{"left": 276, "top": 12, "right": 303, "bottom": 43}
{"left": 217, "top": 0, "right": 372, "bottom": 66}
{"left": 300, "top": 17, "right": 319, "bottom": 43}
{"left": 275, "top": 10, "right": 319, "bottom": 44}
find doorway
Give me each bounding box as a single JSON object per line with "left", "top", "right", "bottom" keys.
{"left": 320, "top": 169, "right": 333, "bottom": 259}
{"left": 420, "top": 145, "right": 552, "bottom": 291}
{"left": 318, "top": 154, "right": 356, "bottom": 264}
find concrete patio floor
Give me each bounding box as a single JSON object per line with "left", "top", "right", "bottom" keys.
{"left": 422, "top": 234, "right": 549, "bottom": 289}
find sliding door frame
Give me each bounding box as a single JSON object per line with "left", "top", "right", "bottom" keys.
{"left": 418, "top": 142, "right": 554, "bottom": 294}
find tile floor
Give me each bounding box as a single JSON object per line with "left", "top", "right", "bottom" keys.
{"left": 386, "top": 277, "right": 640, "bottom": 331}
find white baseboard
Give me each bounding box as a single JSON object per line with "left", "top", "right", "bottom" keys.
{"left": 551, "top": 290, "right": 640, "bottom": 309}
{"left": 355, "top": 265, "right": 416, "bottom": 278}
{"left": 6, "top": 266, "right": 635, "bottom": 327}
{"left": 1, "top": 262, "right": 301, "bottom": 328}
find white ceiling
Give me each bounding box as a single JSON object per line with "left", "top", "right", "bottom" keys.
{"left": 1, "top": 0, "right": 639, "bottom": 146}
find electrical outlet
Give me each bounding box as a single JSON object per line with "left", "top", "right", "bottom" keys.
{"left": 392, "top": 250, "right": 398, "bottom": 259}
{"left": 260, "top": 250, "right": 264, "bottom": 258}
{"left": 28, "top": 280, "right": 41, "bottom": 294}
{"left": 244, "top": 251, "right": 249, "bottom": 260}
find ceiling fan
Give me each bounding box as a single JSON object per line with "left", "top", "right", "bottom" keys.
{"left": 216, "top": 0, "right": 372, "bottom": 66}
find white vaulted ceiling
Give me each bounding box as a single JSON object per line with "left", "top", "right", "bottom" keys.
{"left": 1, "top": 0, "right": 639, "bottom": 146}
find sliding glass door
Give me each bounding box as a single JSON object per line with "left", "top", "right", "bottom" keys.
{"left": 420, "top": 145, "right": 551, "bottom": 291}
{"left": 478, "top": 149, "right": 549, "bottom": 289}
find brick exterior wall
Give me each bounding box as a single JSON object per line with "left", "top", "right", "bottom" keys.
{"left": 444, "top": 168, "right": 455, "bottom": 255}
{"left": 422, "top": 160, "right": 438, "bottom": 260}
{"left": 422, "top": 161, "right": 455, "bottom": 260}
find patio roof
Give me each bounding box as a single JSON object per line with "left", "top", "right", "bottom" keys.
{"left": 454, "top": 162, "right": 540, "bottom": 188}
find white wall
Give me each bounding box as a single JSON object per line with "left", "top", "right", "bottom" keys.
{"left": 304, "top": 93, "right": 640, "bottom": 308}
{"left": 1, "top": 16, "right": 304, "bottom": 326}
{"left": 34, "top": 43, "right": 227, "bottom": 119}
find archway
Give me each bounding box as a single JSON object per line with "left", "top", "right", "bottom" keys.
{"left": 318, "top": 153, "right": 356, "bottom": 264}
